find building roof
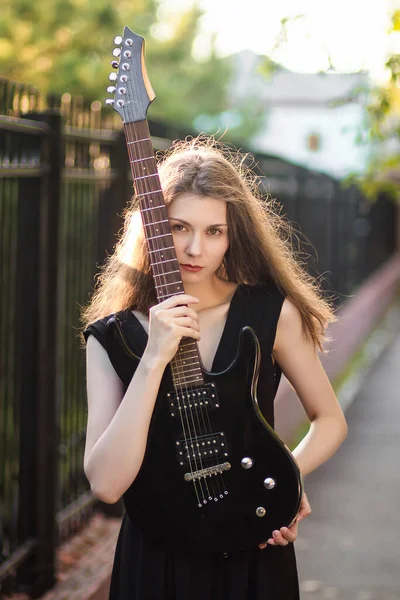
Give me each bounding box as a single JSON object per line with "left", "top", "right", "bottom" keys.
{"left": 231, "top": 50, "right": 370, "bottom": 106}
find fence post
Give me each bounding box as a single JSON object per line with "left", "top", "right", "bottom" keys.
{"left": 30, "top": 110, "right": 63, "bottom": 597}
{"left": 15, "top": 168, "right": 42, "bottom": 594}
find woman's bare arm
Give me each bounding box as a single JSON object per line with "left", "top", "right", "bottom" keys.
{"left": 273, "top": 298, "right": 348, "bottom": 476}
{"left": 84, "top": 336, "right": 166, "bottom": 503}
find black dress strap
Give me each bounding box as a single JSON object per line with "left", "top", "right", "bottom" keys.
{"left": 83, "top": 317, "right": 110, "bottom": 349}
{"left": 239, "top": 282, "right": 285, "bottom": 400}
{"left": 235, "top": 281, "right": 285, "bottom": 354}
{"left": 83, "top": 314, "right": 139, "bottom": 387}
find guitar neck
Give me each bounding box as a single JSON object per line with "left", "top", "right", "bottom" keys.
{"left": 124, "top": 119, "right": 205, "bottom": 387}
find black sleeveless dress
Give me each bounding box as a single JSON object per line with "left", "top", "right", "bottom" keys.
{"left": 84, "top": 282, "right": 300, "bottom": 600}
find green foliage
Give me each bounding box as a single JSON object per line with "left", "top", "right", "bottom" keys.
{"left": 0, "top": 0, "right": 265, "bottom": 143}
{"left": 343, "top": 9, "right": 400, "bottom": 202}
{"left": 145, "top": 6, "right": 230, "bottom": 126}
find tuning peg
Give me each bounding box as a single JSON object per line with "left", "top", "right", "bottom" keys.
{"left": 114, "top": 35, "right": 123, "bottom": 45}
{"left": 111, "top": 60, "right": 119, "bottom": 69}
{"left": 112, "top": 48, "right": 121, "bottom": 57}
{"left": 107, "top": 85, "right": 116, "bottom": 93}
{"left": 105, "top": 99, "right": 114, "bottom": 106}
{"left": 109, "top": 72, "right": 118, "bottom": 81}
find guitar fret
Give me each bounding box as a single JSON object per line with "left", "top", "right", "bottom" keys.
{"left": 135, "top": 173, "right": 158, "bottom": 180}
{"left": 149, "top": 245, "right": 175, "bottom": 253}
{"left": 138, "top": 191, "right": 163, "bottom": 198}
{"left": 157, "top": 291, "right": 184, "bottom": 299}
{"left": 177, "top": 348, "right": 198, "bottom": 357}
{"left": 153, "top": 258, "right": 177, "bottom": 265}
{"left": 174, "top": 359, "right": 201, "bottom": 367}
{"left": 173, "top": 366, "right": 202, "bottom": 373}
{"left": 174, "top": 377, "right": 203, "bottom": 385}
{"left": 144, "top": 219, "right": 169, "bottom": 226}
{"left": 131, "top": 156, "right": 154, "bottom": 163}
{"left": 155, "top": 280, "right": 182, "bottom": 288}
{"left": 148, "top": 232, "right": 172, "bottom": 240}
{"left": 153, "top": 269, "right": 180, "bottom": 277}
{"left": 127, "top": 138, "right": 151, "bottom": 144}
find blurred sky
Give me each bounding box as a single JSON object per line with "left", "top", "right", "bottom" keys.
{"left": 156, "top": 0, "right": 400, "bottom": 83}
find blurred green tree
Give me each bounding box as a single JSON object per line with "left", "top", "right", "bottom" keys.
{"left": 0, "top": 0, "right": 264, "bottom": 142}
{"left": 347, "top": 9, "right": 400, "bottom": 201}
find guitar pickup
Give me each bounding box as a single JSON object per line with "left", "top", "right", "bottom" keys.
{"left": 175, "top": 432, "right": 228, "bottom": 467}
{"left": 167, "top": 383, "right": 219, "bottom": 418}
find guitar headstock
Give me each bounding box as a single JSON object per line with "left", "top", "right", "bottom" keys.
{"left": 105, "top": 27, "right": 156, "bottom": 123}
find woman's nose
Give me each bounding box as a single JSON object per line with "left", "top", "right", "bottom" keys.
{"left": 186, "top": 233, "right": 202, "bottom": 257}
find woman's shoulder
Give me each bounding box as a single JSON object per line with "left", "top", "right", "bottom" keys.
{"left": 83, "top": 309, "right": 130, "bottom": 348}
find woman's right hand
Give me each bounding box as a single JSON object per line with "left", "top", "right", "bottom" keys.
{"left": 144, "top": 294, "right": 200, "bottom": 366}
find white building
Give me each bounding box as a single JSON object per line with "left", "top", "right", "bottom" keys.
{"left": 230, "top": 51, "right": 371, "bottom": 179}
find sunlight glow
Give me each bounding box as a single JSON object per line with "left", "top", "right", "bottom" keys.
{"left": 158, "top": 0, "right": 398, "bottom": 83}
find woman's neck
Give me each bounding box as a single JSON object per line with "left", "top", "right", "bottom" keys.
{"left": 183, "top": 278, "right": 238, "bottom": 313}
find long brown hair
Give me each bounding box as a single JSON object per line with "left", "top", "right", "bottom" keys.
{"left": 81, "top": 136, "right": 336, "bottom": 350}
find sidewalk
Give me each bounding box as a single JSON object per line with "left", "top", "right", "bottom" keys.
{"left": 296, "top": 332, "right": 400, "bottom": 600}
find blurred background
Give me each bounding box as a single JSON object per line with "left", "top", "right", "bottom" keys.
{"left": 1, "top": 0, "right": 400, "bottom": 598}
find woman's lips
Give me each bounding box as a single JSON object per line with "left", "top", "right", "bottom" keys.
{"left": 180, "top": 264, "right": 204, "bottom": 272}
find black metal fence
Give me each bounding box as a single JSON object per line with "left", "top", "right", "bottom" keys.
{"left": 0, "top": 76, "right": 397, "bottom": 597}
{"left": 0, "top": 78, "right": 130, "bottom": 598}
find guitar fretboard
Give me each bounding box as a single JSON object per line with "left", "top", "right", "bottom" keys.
{"left": 124, "top": 120, "right": 204, "bottom": 387}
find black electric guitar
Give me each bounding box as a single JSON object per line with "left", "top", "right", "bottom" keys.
{"left": 104, "top": 27, "right": 303, "bottom": 553}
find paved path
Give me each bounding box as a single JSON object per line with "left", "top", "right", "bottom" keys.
{"left": 296, "top": 332, "right": 400, "bottom": 600}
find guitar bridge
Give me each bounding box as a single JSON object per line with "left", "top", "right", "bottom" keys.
{"left": 184, "top": 461, "right": 231, "bottom": 482}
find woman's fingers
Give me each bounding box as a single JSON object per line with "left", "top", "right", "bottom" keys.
{"left": 169, "top": 307, "right": 200, "bottom": 321}
{"left": 261, "top": 524, "right": 298, "bottom": 549}
{"left": 175, "top": 316, "right": 200, "bottom": 331}
{"left": 159, "top": 294, "right": 199, "bottom": 308}
{"left": 177, "top": 325, "right": 201, "bottom": 340}
{"left": 261, "top": 493, "right": 310, "bottom": 549}
{"left": 258, "top": 541, "right": 268, "bottom": 549}
{"left": 280, "top": 526, "right": 297, "bottom": 543}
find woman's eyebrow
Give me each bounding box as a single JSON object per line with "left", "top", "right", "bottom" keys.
{"left": 169, "top": 217, "right": 227, "bottom": 227}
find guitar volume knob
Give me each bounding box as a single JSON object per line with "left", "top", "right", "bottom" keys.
{"left": 263, "top": 477, "right": 276, "bottom": 490}
{"left": 241, "top": 457, "right": 253, "bottom": 469}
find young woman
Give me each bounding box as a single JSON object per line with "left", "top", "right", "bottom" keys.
{"left": 82, "top": 138, "right": 347, "bottom": 600}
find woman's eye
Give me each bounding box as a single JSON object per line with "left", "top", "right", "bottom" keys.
{"left": 172, "top": 224, "right": 185, "bottom": 231}
{"left": 208, "top": 228, "right": 221, "bottom": 235}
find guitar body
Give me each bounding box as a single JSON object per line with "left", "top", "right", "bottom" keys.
{"left": 106, "top": 320, "right": 303, "bottom": 553}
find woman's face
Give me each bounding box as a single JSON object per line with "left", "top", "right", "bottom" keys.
{"left": 167, "top": 192, "right": 229, "bottom": 284}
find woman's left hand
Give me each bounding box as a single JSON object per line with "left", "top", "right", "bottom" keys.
{"left": 258, "top": 492, "right": 311, "bottom": 549}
